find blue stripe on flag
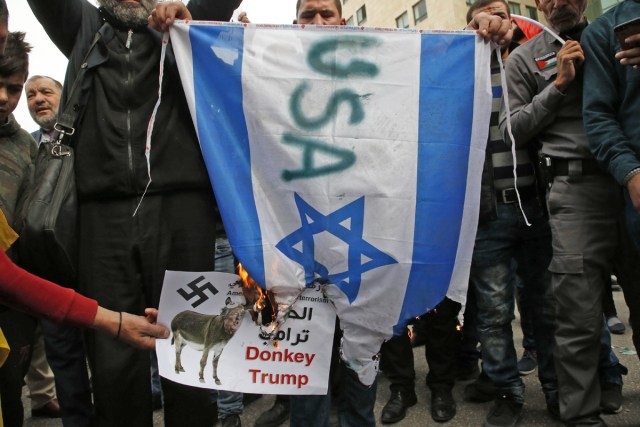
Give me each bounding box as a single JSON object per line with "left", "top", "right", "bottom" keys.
{"left": 190, "top": 25, "right": 266, "bottom": 286}
{"left": 396, "top": 34, "right": 475, "bottom": 334}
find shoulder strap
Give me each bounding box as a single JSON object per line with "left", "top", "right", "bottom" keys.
{"left": 54, "top": 22, "right": 111, "bottom": 146}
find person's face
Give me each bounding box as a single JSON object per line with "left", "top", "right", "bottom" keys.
{"left": 471, "top": 2, "right": 510, "bottom": 21}
{"left": 25, "top": 77, "right": 61, "bottom": 130}
{"left": 0, "top": 73, "right": 24, "bottom": 122}
{"left": 535, "top": 0, "right": 587, "bottom": 33}
{"left": 0, "top": 20, "right": 7, "bottom": 55}
{"left": 296, "top": 0, "right": 345, "bottom": 26}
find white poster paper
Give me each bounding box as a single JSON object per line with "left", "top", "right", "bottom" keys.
{"left": 157, "top": 271, "right": 336, "bottom": 394}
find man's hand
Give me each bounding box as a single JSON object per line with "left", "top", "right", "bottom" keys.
{"left": 467, "top": 11, "right": 513, "bottom": 46}
{"left": 148, "top": 2, "right": 193, "bottom": 33}
{"left": 615, "top": 33, "right": 640, "bottom": 68}
{"left": 237, "top": 12, "right": 250, "bottom": 24}
{"left": 93, "top": 307, "right": 170, "bottom": 350}
{"left": 628, "top": 173, "right": 640, "bottom": 214}
{"left": 554, "top": 40, "right": 584, "bottom": 93}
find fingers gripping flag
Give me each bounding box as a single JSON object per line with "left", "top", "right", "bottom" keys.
{"left": 170, "top": 22, "right": 492, "bottom": 385}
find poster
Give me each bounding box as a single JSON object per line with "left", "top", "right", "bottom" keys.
{"left": 157, "top": 271, "right": 336, "bottom": 394}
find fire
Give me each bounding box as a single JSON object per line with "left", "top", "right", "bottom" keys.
{"left": 237, "top": 263, "right": 266, "bottom": 312}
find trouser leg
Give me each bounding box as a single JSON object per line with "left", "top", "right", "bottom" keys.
{"left": 598, "top": 320, "right": 627, "bottom": 385}
{"left": 548, "top": 176, "right": 619, "bottom": 426}
{"left": 25, "top": 325, "right": 56, "bottom": 409}
{"left": 0, "top": 309, "right": 37, "bottom": 427}
{"left": 514, "top": 215, "right": 556, "bottom": 400}
{"left": 290, "top": 394, "right": 330, "bottom": 427}
{"left": 380, "top": 330, "right": 415, "bottom": 395}
{"left": 614, "top": 195, "right": 640, "bottom": 357}
{"left": 161, "top": 378, "right": 216, "bottom": 427}
{"left": 79, "top": 190, "right": 218, "bottom": 427}
{"left": 471, "top": 204, "right": 524, "bottom": 402}
{"left": 41, "top": 319, "right": 93, "bottom": 427}
{"left": 337, "top": 364, "right": 377, "bottom": 427}
{"left": 458, "top": 286, "right": 481, "bottom": 370}
{"left": 422, "top": 297, "right": 461, "bottom": 393}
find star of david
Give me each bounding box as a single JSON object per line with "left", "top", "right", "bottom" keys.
{"left": 276, "top": 193, "right": 397, "bottom": 303}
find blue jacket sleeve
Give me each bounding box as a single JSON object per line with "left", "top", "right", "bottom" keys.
{"left": 582, "top": 18, "right": 640, "bottom": 185}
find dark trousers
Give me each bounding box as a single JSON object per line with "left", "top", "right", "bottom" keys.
{"left": 613, "top": 193, "right": 640, "bottom": 357}
{"left": 551, "top": 175, "right": 639, "bottom": 424}
{"left": 381, "top": 297, "right": 462, "bottom": 394}
{"left": 0, "top": 309, "right": 37, "bottom": 427}
{"left": 78, "top": 190, "right": 218, "bottom": 427}
{"left": 458, "top": 285, "right": 480, "bottom": 370}
{"left": 41, "top": 319, "right": 93, "bottom": 427}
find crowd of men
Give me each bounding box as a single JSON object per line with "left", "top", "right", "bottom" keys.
{"left": 0, "top": 0, "right": 639, "bottom": 427}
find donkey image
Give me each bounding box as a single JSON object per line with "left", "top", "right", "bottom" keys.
{"left": 171, "top": 305, "right": 245, "bottom": 384}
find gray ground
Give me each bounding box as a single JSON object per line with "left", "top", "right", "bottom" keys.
{"left": 23, "top": 289, "right": 639, "bottom": 426}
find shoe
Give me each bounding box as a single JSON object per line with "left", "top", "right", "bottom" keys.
{"left": 381, "top": 390, "right": 418, "bottom": 424}
{"left": 464, "top": 372, "right": 495, "bottom": 403}
{"left": 222, "top": 414, "right": 242, "bottom": 427}
{"left": 254, "top": 397, "right": 290, "bottom": 427}
{"left": 31, "top": 398, "right": 61, "bottom": 418}
{"left": 606, "top": 316, "right": 626, "bottom": 335}
{"left": 456, "top": 362, "right": 480, "bottom": 382}
{"left": 483, "top": 394, "right": 523, "bottom": 427}
{"left": 600, "top": 383, "right": 623, "bottom": 414}
{"left": 517, "top": 349, "right": 537, "bottom": 376}
{"left": 431, "top": 389, "right": 456, "bottom": 423}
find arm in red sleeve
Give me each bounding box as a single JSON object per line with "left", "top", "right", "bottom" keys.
{"left": 0, "top": 251, "right": 98, "bottom": 327}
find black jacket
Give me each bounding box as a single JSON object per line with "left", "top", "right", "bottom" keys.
{"left": 27, "top": 0, "right": 242, "bottom": 200}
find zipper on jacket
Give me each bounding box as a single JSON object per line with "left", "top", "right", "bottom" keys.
{"left": 125, "top": 30, "right": 136, "bottom": 192}
{"left": 126, "top": 29, "right": 133, "bottom": 50}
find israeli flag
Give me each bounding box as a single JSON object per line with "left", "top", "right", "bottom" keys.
{"left": 170, "top": 22, "right": 492, "bottom": 385}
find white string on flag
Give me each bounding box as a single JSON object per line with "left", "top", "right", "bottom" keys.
{"left": 133, "top": 32, "right": 170, "bottom": 217}
{"left": 496, "top": 48, "right": 531, "bottom": 227}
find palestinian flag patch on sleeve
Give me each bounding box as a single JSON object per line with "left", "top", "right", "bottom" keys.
{"left": 535, "top": 52, "right": 557, "bottom": 71}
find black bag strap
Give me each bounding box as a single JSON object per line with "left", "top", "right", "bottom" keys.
{"left": 53, "top": 22, "right": 111, "bottom": 149}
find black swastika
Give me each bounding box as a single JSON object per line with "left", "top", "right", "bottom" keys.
{"left": 177, "top": 276, "right": 219, "bottom": 308}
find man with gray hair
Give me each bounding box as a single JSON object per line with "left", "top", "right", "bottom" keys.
{"left": 25, "top": 75, "right": 62, "bottom": 145}
{"left": 27, "top": 1, "right": 241, "bottom": 426}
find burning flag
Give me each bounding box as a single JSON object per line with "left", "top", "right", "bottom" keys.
{"left": 169, "top": 22, "right": 492, "bottom": 385}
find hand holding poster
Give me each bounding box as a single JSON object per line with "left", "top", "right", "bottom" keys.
{"left": 157, "top": 271, "right": 336, "bottom": 394}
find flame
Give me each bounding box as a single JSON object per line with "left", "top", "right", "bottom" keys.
{"left": 237, "top": 263, "right": 266, "bottom": 311}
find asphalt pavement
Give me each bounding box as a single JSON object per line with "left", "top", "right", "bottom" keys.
{"left": 23, "top": 288, "right": 639, "bottom": 426}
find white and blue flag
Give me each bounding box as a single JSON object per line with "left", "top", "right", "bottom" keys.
{"left": 170, "top": 22, "right": 492, "bottom": 385}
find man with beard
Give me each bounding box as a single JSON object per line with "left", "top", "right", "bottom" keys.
{"left": 26, "top": 1, "right": 241, "bottom": 426}
{"left": 26, "top": 75, "right": 61, "bottom": 146}
{"left": 501, "top": 0, "right": 639, "bottom": 425}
